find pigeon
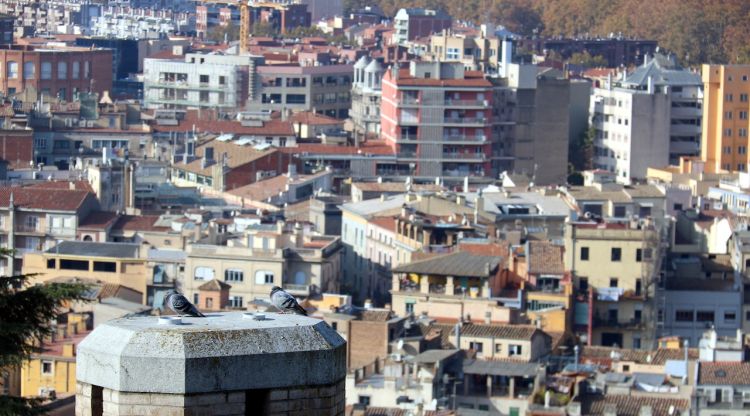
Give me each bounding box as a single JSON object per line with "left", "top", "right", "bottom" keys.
{"left": 164, "top": 290, "right": 206, "bottom": 317}
{"left": 270, "top": 286, "right": 307, "bottom": 315}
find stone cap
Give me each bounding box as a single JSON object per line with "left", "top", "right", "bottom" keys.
{"left": 76, "top": 312, "right": 346, "bottom": 394}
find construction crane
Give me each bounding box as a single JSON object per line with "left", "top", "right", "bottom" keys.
{"left": 240, "top": 0, "right": 249, "bottom": 54}
{"left": 198, "top": 0, "right": 251, "bottom": 54}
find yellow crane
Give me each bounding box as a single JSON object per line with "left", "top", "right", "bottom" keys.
{"left": 199, "top": 0, "right": 251, "bottom": 54}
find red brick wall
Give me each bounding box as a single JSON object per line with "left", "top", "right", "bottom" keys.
{"left": 348, "top": 320, "right": 388, "bottom": 369}
{"left": 0, "top": 129, "right": 32, "bottom": 169}
{"left": 0, "top": 46, "right": 113, "bottom": 101}
{"left": 225, "top": 150, "right": 296, "bottom": 190}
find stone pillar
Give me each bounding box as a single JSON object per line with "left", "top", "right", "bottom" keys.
{"left": 509, "top": 376, "right": 516, "bottom": 398}
{"left": 446, "top": 276, "right": 454, "bottom": 295}
{"left": 75, "top": 312, "right": 347, "bottom": 416}
{"left": 420, "top": 274, "right": 429, "bottom": 294}
{"left": 482, "top": 279, "right": 490, "bottom": 298}
{"left": 486, "top": 375, "right": 492, "bottom": 398}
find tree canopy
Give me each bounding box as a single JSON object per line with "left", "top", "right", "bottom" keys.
{"left": 343, "top": 0, "right": 750, "bottom": 65}
{"left": 0, "top": 248, "right": 89, "bottom": 415}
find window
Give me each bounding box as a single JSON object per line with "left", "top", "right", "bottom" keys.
{"left": 41, "top": 360, "right": 53, "bottom": 375}
{"left": 25, "top": 216, "right": 38, "bottom": 230}
{"left": 636, "top": 249, "right": 642, "bottom": 262}
{"left": 205, "top": 297, "right": 213, "bottom": 309}
{"left": 611, "top": 248, "right": 621, "bottom": 262}
{"left": 93, "top": 261, "right": 116, "bottom": 272}
{"left": 675, "top": 310, "right": 693, "bottom": 322}
{"left": 724, "top": 311, "right": 737, "bottom": 322}
{"left": 741, "top": 93, "right": 749, "bottom": 102}
{"left": 219, "top": 76, "right": 226, "bottom": 85}
{"left": 22, "top": 61, "right": 34, "bottom": 79}
{"left": 39, "top": 61, "right": 52, "bottom": 80}
{"left": 726, "top": 128, "right": 733, "bottom": 137}
{"left": 60, "top": 259, "right": 88, "bottom": 270}
{"left": 609, "top": 278, "right": 618, "bottom": 288}
{"left": 224, "top": 269, "right": 244, "bottom": 282}
{"left": 72, "top": 61, "right": 80, "bottom": 79}
{"left": 579, "top": 277, "right": 588, "bottom": 292}
{"left": 469, "top": 341, "right": 483, "bottom": 352}
{"left": 57, "top": 62, "right": 67, "bottom": 79}
{"left": 199, "top": 74, "right": 209, "bottom": 84}
{"left": 194, "top": 266, "right": 214, "bottom": 280}
{"left": 193, "top": 293, "right": 199, "bottom": 305}
{"left": 726, "top": 93, "right": 734, "bottom": 102}
{"left": 696, "top": 311, "right": 715, "bottom": 322}
{"left": 255, "top": 270, "right": 274, "bottom": 285}
{"left": 509, "top": 344, "right": 523, "bottom": 356}
{"left": 405, "top": 302, "right": 414, "bottom": 314}
{"left": 580, "top": 247, "right": 589, "bottom": 261}
{"left": 725, "top": 111, "right": 733, "bottom": 119}
{"left": 632, "top": 336, "right": 641, "bottom": 349}
{"left": 495, "top": 344, "right": 502, "bottom": 353}
{"left": 228, "top": 296, "right": 243, "bottom": 308}
{"left": 741, "top": 111, "right": 749, "bottom": 120}
{"left": 84, "top": 61, "right": 90, "bottom": 78}
{"left": 6, "top": 61, "right": 17, "bottom": 78}
{"left": 358, "top": 396, "right": 370, "bottom": 406}
{"left": 46, "top": 259, "right": 55, "bottom": 269}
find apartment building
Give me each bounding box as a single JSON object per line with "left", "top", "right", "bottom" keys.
{"left": 564, "top": 221, "right": 662, "bottom": 349}
{"left": 0, "top": 186, "right": 99, "bottom": 276}
{"left": 427, "top": 30, "right": 500, "bottom": 73}
{"left": 392, "top": 8, "right": 451, "bottom": 45}
{"left": 351, "top": 56, "right": 384, "bottom": 134}
{"left": 143, "top": 49, "right": 263, "bottom": 110}
{"left": 23, "top": 241, "right": 150, "bottom": 302}
{"left": 701, "top": 64, "right": 750, "bottom": 173}
{"left": 182, "top": 222, "right": 342, "bottom": 309}
{"left": 248, "top": 64, "right": 353, "bottom": 119}
{"left": 0, "top": 0, "right": 99, "bottom": 36}
{"left": 0, "top": 44, "right": 113, "bottom": 101}
{"left": 90, "top": 6, "right": 190, "bottom": 40}
{"left": 591, "top": 54, "right": 702, "bottom": 180}
{"left": 381, "top": 61, "right": 493, "bottom": 180}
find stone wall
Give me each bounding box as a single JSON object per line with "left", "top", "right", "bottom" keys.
{"left": 75, "top": 378, "right": 346, "bottom": 416}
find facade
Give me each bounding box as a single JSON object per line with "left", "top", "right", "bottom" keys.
{"left": 249, "top": 64, "right": 353, "bottom": 119}
{"left": 542, "top": 37, "right": 658, "bottom": 68}
{"left": 700, "top": 64, "right": 750, "bottom": 173}
{"left": 351, "top": 56, "right": 384, "bottom": 134}
{"left": 392, "top": 8, "right": 451, "bottom": 45}
{"left": 248, "top": 2, "right": 311, "bottom": 34}
{"left": 90, "top": 6, "right": 190, "bottom": 39}
{"left": 590, "top": 77, "right": 671, "bottom": 182}
{"left": 0, "top": 186, "right": 99, "bottom": 276}
{"left": 381, "top": 61, "right": 493, "bottom": 180}
{"left": 427, "top": 30, "right": 500, "bottom": 73}
{"left": 183, "top": 222, "right": 342, "bottom": 309}
{"left": 143, "top": 50, "right": 263, "bottom": 110}
{"left": 0, "top": 44, "right": 113, "bottom": 101}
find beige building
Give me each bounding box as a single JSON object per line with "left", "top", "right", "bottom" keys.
{"left": 23, "top": 241, "right": 150, "bottom": 303}
{"left": 564, "top": 221, "right": 661, "bottom": 349}
{"left": 183, "top": 222, "right": 342, "bottom": 310}
{"left": 391, "top": 251, "right": 515, "bottom": 324}
{"left": 427, "top": 30, "right": 500, "bottom": 73}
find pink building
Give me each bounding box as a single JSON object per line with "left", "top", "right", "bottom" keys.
{"left": 380, "top": 61, "right": 493, "bottom": 179}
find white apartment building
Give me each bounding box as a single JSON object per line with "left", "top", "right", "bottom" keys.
{"left": 590, "top": 53, "right": 702, "bottom": 183}
{"left": 143, "top": 49, "right": 262, "bottom": 109}
{"left": 351, "top": 56, "right": 384, "bottom": 134}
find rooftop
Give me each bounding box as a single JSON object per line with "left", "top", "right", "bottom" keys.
{"left": 0, "top": 187, "right": 92, "bottom": 211}
{"left": 393, "top": 251, "right": 500, "bottom": 277}
{"left": 47, "top": 241, "right": 141, "bottom": 259}
{"left": 578, "top": 394, "right": 689, "bottom": 416}
{"left": 698, "top": 362, "right": 750, "bottom": 386}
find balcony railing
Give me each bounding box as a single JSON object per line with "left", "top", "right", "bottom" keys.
{"left": 16, "top": 225, "right": 43, "bottom": 234}
{"left": 444, "top": 116, "right": 487, "bottom": 124}
{"left": 399, "top": 97, "right": 420, "bottom": 106}
{"left": 398, "top": 281, "right": 420, "bottom": 292}
{"left": 442, "top": 152, "right": 485, "bottom": 161}
{"left": 443, "top": 134, "right": 487, "bottom": 143}
{"left": 444, "top": 99, "right": 489, "bottom": 107}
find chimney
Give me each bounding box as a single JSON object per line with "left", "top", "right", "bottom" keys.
{"left": 500, "top": 37, "right": 512, "bottom": 78}
{"left": 647, "top": 76, "right": 654, "bottom": 94}
{"left": 484, "top": 311, "right": 491, "bottom": 324}
{"left": 287, "top": 163, "right": 297, "bottom": 179}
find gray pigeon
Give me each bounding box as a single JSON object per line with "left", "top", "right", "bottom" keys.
{"left": 164, "top": 290, "right": 206, "bottom": 317}
{"left": 270, "top": 286, "right": 307, "bottom": 315}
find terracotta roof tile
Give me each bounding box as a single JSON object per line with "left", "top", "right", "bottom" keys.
{"left": 151, "top": 110, "right": 295, "bottom": 136}
{"left": 287, "top": 111, "right": 343, "bottom": 125}
{"left": 359, "top": 310, "right": 393, "bottom": 321}
{"left": 386, "top": 68, "right": 492, "bottom": 87}
{"left": 527, "top": 241, "right": 564, "bottom": 275}
{"left": 112, "top": 215, "right": 170, "bottom": 232}
{"left": 698, "top": 362, "right": 750, "bottom": 385}
{"left": 198, "top": 279, "right": 232, "bottom": 291}
{"left": 79, "top": 211, "right": 119, "bottom": 230}
{"left": 281, "top": 140, "right": 395, "bottom": 156}
{"left": 28, "top": 180, "right": 94, "bottom": 193}
{"left": 0, "top": 187, "right": 92, "bottom": 211}
{"left": 580, "top": 394, "right": 689, "bottom": 416}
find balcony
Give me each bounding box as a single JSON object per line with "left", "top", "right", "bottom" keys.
{"left": 282, "top": 284, "right": 310, "bottom": 296}
{"left": 443, "top": 134, "right": 487, "bottom": 143}
{"left": 593, "top": 315, "right": 644, "bottom": 329}
{"left": 442, "top": 152, "right": 485, "bottom": 161}
{"left": 444, "top": 116, "right": 487, "bottom": 125}
{"left": 151, "top": 80, "right": 224, "bottom": 91}
{"left": 444, "top": 98, "right": 489, "bottom": 108}
{"left": 398, "top": 97, "right": 420, "bottom": 107}
{"left": 16, "top": 225, "right": 44, "bottom": 234}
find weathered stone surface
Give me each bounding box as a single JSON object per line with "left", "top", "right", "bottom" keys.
{"left": 76, "top": 312, "right": 346, "bottom": 394}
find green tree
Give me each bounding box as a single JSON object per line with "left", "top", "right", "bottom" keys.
{"left": 569, "top": 125, "right": 595, "bottom": 174}
{"left": 0, "top": 249, "right": 89, "bottom": 415}
{"left": 207, "top": 23, "right": 240, "bottom": 44}
{"left": 568, "top": 51, "right": 608, "bottom": 67}
{"left": 251, "top": 22, "right": 278, "bottom": 37}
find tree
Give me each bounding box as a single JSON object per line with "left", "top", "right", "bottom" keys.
{"left": 0, "top": 248, "right": 89, "bottom": 415}
{"left": 569, "top": 125, "right": 595, "bottom": 176}
{"left": 568, "top": 51, "right": 608, "bottom": 68}
{"left": 251, "top": 22, "right": 278, "bottom": 37}
{"left": 206, "top": 22, "right": 240, "bottom": 44}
